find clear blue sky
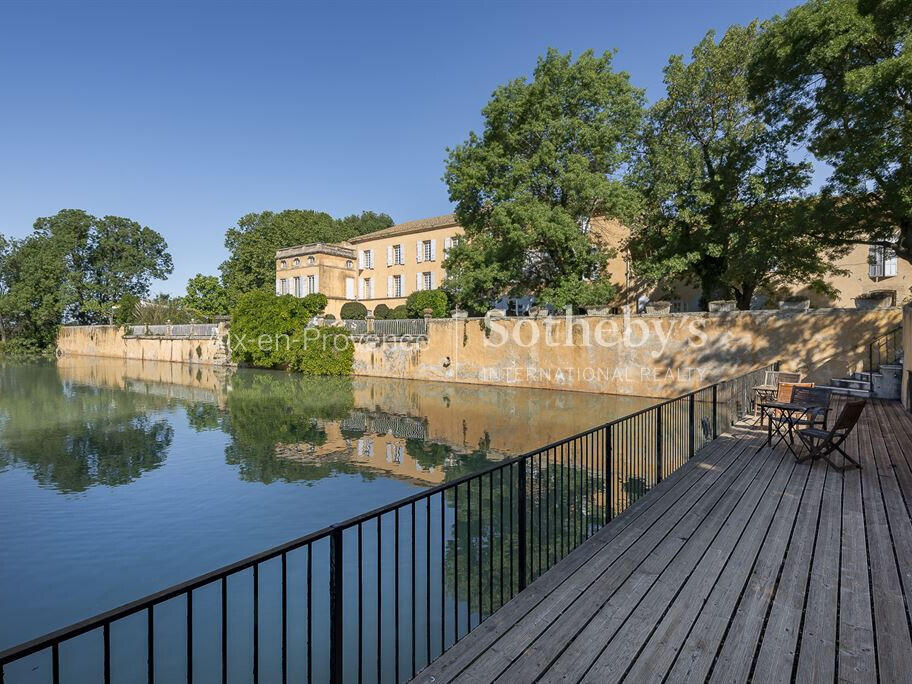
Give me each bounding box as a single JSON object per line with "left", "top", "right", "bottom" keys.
{"left": 0, "top": 0, "right": 805, "bottom": 295}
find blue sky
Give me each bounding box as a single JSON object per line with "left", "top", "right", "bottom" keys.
{"left": 0, "top": 0, "right": 805, "bottom": 295}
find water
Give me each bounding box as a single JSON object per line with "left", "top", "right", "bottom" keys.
{"left": 0, "top": 356, "right": 656, "bottom": 659}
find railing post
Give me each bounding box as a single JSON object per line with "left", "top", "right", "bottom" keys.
{"left": 330, "top": 526, "right": 344, "bottom": 683}
{"left": 688, "top": 394, "right": 695, "bottom": 458}
{"left": 605, "top": 427, "right": 613, "bottom": 522}
{"left": 711, "top": 385, "right": 718, "bottom": 440}
{"left": 869, "top": 344, "right": 875, "bottom": 394}
{"left": 655, "top": 407, "right": 663, "bottom": 483}
{"left": 517, "top": 461, "right": 527, "bottom": 591}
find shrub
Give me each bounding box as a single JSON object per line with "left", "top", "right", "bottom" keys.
{"left": 301, "top": 293, "right": 328, "bottom": 315}
{"left": 113, "top": 294, "right": 140, "bottom": 325}
{"left": 406, "top": 289, "right": 448, "bottom": 318}
{"left": 0, "top": 337, "right": 54, "bottom": 361}
{"left": 390, "top": 305, "right": 409, "bottom": 319}
{"left": 372, "top": 303, "right": 391, "bottom": 320}
{"left": 323, "top": 313, "right": 336, "bottom": 321}
{"left": 287, "top": 326, "right": 354, "bottom": 376}
{"left": 340, "top": 301, "right": 368, "bottom": 320}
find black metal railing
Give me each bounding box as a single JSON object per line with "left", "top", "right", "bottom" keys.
{"left": 0, "top": 364, "right": 775, "bottom": 684}
{"left": 865, "top": 327, "right": 903, "bottom": 393}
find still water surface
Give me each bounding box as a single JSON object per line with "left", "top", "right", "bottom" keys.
{"left": 0, "top": 357, "right": 655, "bottom": 663}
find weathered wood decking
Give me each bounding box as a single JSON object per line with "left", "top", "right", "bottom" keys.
{"left": 416, "top": 398, "right": 912, "bottom": 683}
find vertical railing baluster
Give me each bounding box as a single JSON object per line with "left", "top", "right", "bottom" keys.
{"left": 357, "top": 524, "right": 363, "bottom": 684}
{"left": 426, "top": 497, "right": 431, "bottom": 669}
{"left": 517, "top": 461, "right": 527, "bottom": 591}
{"left": 712, "top": 384, "right": 718, "bottom": 440}
{"left": 187, "top": 590, "right": 193, "bottom": 684}
{"left": 466, "top": 481, "right": 471, "bottom": 632}
{"left": 253, "top": 564, "right": 259, "bottom": 684}
{"left": 440, "top": 491, "right": 445, "bottom": 653}
{"left": 103, "top": 622, "right": 111, "bottom": 684}
{"left": 411, "top": 502, "right": 416, "bottom": 679}
{"left": 689, "top": 394, "right": 695, "bottom": 459}
{"left": 488, "top": 473, "right": 494, "bottom": 618}
{"left": 221, "top": 577, "right": 227, "bottom": 684}
{"left": 395, "top": 509, "right": 400, "bottom": 681}
{"left": 330, "top": 527, "right": 344, "bottom": 684}
{"left": 282, "top": 552, "right": 288, "bottom": 684}
{"left": 376, "top": 520, "right": 381, "bottom": 680}
{"left": 656, "top": 406, "right": 663, "bottom": 484}
{"left": 307, "top": 543, "right": 313, "bottom": 684}
{"left": 147, "top": 606, "right": 154, "bottom": 684}
{"left": 454, "top": 485, "right": 459, "bottom": 640}
{"left": 52, "top": 643, "right": 59, "bottom": 684}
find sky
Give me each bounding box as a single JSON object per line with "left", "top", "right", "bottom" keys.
{"left": 0, "top": 0, "right": 807, "bottom": 295}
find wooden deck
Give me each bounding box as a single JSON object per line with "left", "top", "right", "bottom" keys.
{"left": 415, "top": 398, "right": 912, "bottom": 683}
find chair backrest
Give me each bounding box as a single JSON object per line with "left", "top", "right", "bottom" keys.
{"left": 776, "top": 381, "right": 814, "bottom": 403}
{"left": 778, "top": 371, "right": 802, "bottom": 384}
{"left": 764, "top": 371, "right": 780, "bottom": 386}
{"left": 791, "top": 386, "right": 832, "bottom": 410}
{"left": 833, "top": 399, "right": 867, "bottom": 433}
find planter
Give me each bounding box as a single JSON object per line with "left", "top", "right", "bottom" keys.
{"left": 779, "top": 299, "right": 810, "bottom": 312}
{"left": 528, "top": 306, "right": 550, "bottom": 319}
{"left": 708, "top": 300, "right": 737, "bottom": 313}
{"left": 854, "top": 295, "right": 892, "bottom": 310}
{"left": 485, "top": 309, "right": 506, "bottom": 320}
{"left": 585, "top": 305, "right": 614, "bottom": 316}
{"left": 450, "top": 309, "right": 468, "bottom": 319}
{"left": 645, "top": 301, "right": 672, "bottom": 315}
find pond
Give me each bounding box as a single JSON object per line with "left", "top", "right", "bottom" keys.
{"left": 0, "top": 356, "right": 657, "bottom": 660}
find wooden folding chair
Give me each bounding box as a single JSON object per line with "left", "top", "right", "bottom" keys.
{"left": 796, "top": 399, "right": 866, "bottom": 471}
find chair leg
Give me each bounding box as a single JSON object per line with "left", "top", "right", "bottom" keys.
{"left": 834, "top": 444, "right": 861, "bottom": 469}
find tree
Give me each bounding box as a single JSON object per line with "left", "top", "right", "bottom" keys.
{"left": 184, "top": 274, "right": 229, "bottom": 317}
{"left": 443, "top": 48, "right": 645, "bottom": 311}
{"left": 0, "top": 233, "right": 12, "bottom": 342}
{"left": 340, "top": 301, "right": 368, "bottom": 320}
{"left": 220, "top": 210, "right": 393, "bottom": 306}
{"left": 406, "top": 289, "right": 448, "bottom": 318}
{"left": 751, "top": 0, "right": 912, "bottom": 264}
{"left": 626, "top": 24, "right": 844, "bottom": 309}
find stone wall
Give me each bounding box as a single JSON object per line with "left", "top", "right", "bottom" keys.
{"left": 352, "top": 308, "right": 903, "bottom": 398}
{"left": 57, "top": 324, "right": 231, "bottom": 366}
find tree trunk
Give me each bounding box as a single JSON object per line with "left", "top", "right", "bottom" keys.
{"left": 735, "top": 284, "right": 755, "bottom": 311}
{"left": 0, "top": 317, "right": 5, "bottom": 343}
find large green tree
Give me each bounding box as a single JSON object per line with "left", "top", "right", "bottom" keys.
{"left": 220, "top": 210, "right": 393, "bottom": 306}
{"left": 184, "top": 274, "right": 229, "bottom": 317}
{"left": 443, "top": 48, "right": 645, "bottom": 311}
{"left": 626, "top": 23, "right": 844, "bottom": 309}
{"left": 750, "top": 0, "right": 912, "bottom": 263}
{"left": 0, "top": 210, "right": 172, "bottom": 347}
{"left": 0, "top": 233, "right": 12, "bottom": 342}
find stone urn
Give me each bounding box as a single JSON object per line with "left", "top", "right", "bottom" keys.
{"left": 485, "top": 308, "right": 506, "bottom": 320}
{"left": 528, "top": 306, "right": 550, "bottom": 318}
{"left": 450, "top": 309, "right": 468, "bottom": 319}
{"left": 779, "top": 298, "right": 810, "bottom": 312}
{"left": 645, "top": 300, "right": 672, "bottom": 315}
{"left": 854, "top": 293, "right": 892, "bottom": 310}
{"left": 708, "top": 300, "right": 737, "bottom": 313}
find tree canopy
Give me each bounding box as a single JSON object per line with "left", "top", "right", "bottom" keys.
{"left": 443, "top": 48, "right": 645, "bottom": 311}
{"left": 220, "top": 210, "right": 393, "bottom": 306}
{"left": 626, "top": 23, "right": 845, "bottom": 309}
{"left": 0, "top": 210, "right": 172, "bottom": 349}
{"left": 750, "top": 0, "right": 912, "bottom": 263}
{"left": 184, "top": 274, "right": 229, "bottom": 317}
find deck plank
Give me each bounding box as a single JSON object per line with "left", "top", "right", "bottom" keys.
{"left": 413, "top": 399, "right": 912, "bottom": 684}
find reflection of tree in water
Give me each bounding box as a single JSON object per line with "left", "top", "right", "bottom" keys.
{"left": 184, "top": 402, "right": 222, "bottom": 432}
{"left": 443, "top": 440, "right": 606, "bottom": 621}
{"left": 0, "top": 363, "right": 173, "bottom": 493}
{"left": 221, "top": 372, "right": 366, "bottom": 485}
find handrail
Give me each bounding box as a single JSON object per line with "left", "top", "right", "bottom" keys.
{"left": 0, "top": 362, "right": 776, "bottom": 682}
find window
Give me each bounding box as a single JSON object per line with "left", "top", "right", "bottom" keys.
{"left": 393, "top": 244, "right": 403, "bottom": 265}
{"left": 294, "top": 276, "right": 302, "bottom": 297}
{"left": 393, "top": 275, "right": 403, "bottom": 298}
{"left": 293, "top": 258, "right": 300, "bottom": 267}
{"left": 416, "top": 239, "right": 436, "bottom": 263}
{"left": 362, "top": 277, "right": 372, "bottom": 299}
{"left": 279, "top": 279, "right": 288, "bottom": 295}
{"left": 280, "top": 260, "right": 287, "bottom": 270}
{"left": 307, "top": 256, "right": 315, "bottom": 265}
{"left": 869, "top": 245, "right": 898, "bottom": 278}
{"left": 345, "top": 277, "right": 355, "bottom": 299}
{"left": 307, "top": 275, "right": 317, "bottom": 294}
{"left": 363, "top": 250, "right": 374, "bottom": 269}
{"left": 346, "top": 260, "right": 353, "bottom": 269}
{"left": 423, "top": 271, "right": 432, "bottom": 291}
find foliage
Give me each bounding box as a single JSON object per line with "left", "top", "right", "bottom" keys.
{"left": 0, "top": 210, "right": 172, "bottom": 347}
{"left": 300, "top": 293, "right": 328, "bottom": 315}
{"left": 372, "top": 303, "right": 391, "bottom": 320}
{"left": 230, "top": 288, "right": 351, "bottom": 374}
{"left": 443, "top": 48, "right": 643, "bottom": 311}
{"left": 750, "top": 0, "right": 912, "bottom": 263}
{"left": 0, "top": 233, "right": 11, "bottom": 342}
{"left": 390, "top": 305, "right": 408, "bottom": 319}
{"left": 406, "top": 288, "right": 449, "bottom": 318}
{"left": 0, "top": 336, "right": 56, "bottom": 361}
{"left": 287, "top": 326, "right": 354, "bottom": 376}
{"left": 184, "top": 274, "right": 229, "bottom": 317}
{"left": 219, "top": 210, "right": 393, "bottom": 306}
{"left": 133, "top": 299, "right": 200, "bottom": 325}
{"left": 324, "top": 313, "right": 336, "bottom": 321}
{"left": 340, "top": 301, "right": 368, "bottom": 320}
{"left": 626, "top": 24, "right": 845, "bottom": 309}
{"left": 113, "top": 294, "right": 140, "bottom": 325}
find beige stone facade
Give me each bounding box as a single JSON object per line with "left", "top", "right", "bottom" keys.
{"left": 275, "top": 214, "right": 463, "bottom": 318}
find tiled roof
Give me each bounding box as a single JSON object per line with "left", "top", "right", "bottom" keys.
{"left": 348, "top": 213, "right": 458, "bottom": 243}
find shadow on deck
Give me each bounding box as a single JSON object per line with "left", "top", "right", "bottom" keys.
{"left": 415, "top": 398, "right": 912, "bottom": 683}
